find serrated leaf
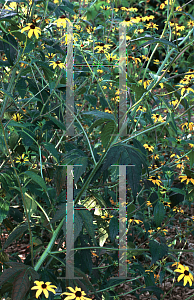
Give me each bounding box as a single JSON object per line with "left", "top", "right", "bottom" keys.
{"left": 74, "top": 210, "right": 83, "bottom": 242}
{"left": 24, "top": 170, "right": 47, "bottom": 191}
{"left": 2, "top": 223, "right": 28, "bottom": 250}
{"left": 11, "top": 269, "right": 30, "bottom": 300}
{"left": 0, "top": 267, "right": 20, "bottom": 286}
{"left": 149, "top": 240, "right": 168, "bottom": 266}
{"left": 154, "top": 202, "right": 165, "bottom": 227}
{"left": 88, "top": 118, "right": 106, "bottom": 133}
{"left": 101, "top": 121, "right": 116, "bottom": 148}
{"left": 109, "top": 216, "right": 118, "bottom": 243}
{"left": 74, "top": 157, "right": 88, "bottom": 184}
{"left": 43, "top": 142, "right": 59, "bottom": 163}
{"left": 78, "top": 206, "right": 96, "bottom": 243}
{"left": 51, "top": 202, "right": 66, "bottom": 223}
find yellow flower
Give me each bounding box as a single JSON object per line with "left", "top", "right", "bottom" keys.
{"left": 148, "top": 176, "right": 162, "bottom": 186}
{"left": 181, "top": 122, "right": 194, "bottom": 131}
{"left": 179, "top": 175, "right": 194, "bottom": 185}
{"left": 49, "top": 60, "right": 65, "bottom": 69}
{"left": 31, "top": 281, "right": 57, "bottom": 299}
{"left": 45, "top": 53, "right": 56, "bottom": 59}
{"left": 136, "top": 105, "right": 147, "bottom": 112}
{"left": 128, "top": 217, "right": 143, "bottom": 225}
{"left": 174, "top": 265, "right": 194, "bottom": 286}
{"left": 152, "top": 114, "right": 164, "bottom": 123}
{"left": 145, "top": 22, "right": 158, "bottom": 30}
{"left": 21, "top": 23, "right": 41, "bottom": 39}
{"left": 105, "top": 53, "right": 118, "bottom": 62}
{"left": 143, "top": 144, "right": 154, "bottom": 152}
{"left": 61, "top": 286, "right": 92, "bottom": 300}
{"left": 15, "top": 154, "right": 29, "bottom": 164}
{"left": 12, "top": 113, "right": 23, "bottom": 122}
{"left": 55, "top": 15, "right": 71, "bottom": 28}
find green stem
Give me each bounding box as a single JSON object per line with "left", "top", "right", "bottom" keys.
{"left": 34, "top": 215, "right": 66, "bottom": 271}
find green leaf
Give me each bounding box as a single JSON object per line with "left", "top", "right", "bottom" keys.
{"left": 78, "top": 205, "right": 96, "bottom": 244}
{"left": 101, "top": 121, "right": 116, "bottom": 148}
{"left": 47, "top": 115, "right": 66, "bottom": 131}
{"left": 149, "top": 240, "right": 168, "bottom": 266}
{"left": 15, "top": 77, "right": 27, "bottom": 98}
{"left": 127, "top": 204, "right": 136, "bottom": 219}
{"left": 24, "top": 170, "right": 47, "bottom": 191}
{"left": 188, "top": 150, "right": 194, "bottom": 168}
{"left": 154, "top": 202, "right": 165, "bottom": 227}
{"left": 11, "top": 269, "right": 30, "bottom": 300}
{"left": 0, "top": 199, "right": 9, "bottom": 224}
{"left": 3, "top": 223, "right": 29, "bottom": 250}
{"left": 82, "top": 110, "right": 116, "bottom": 121}
{"left": 74, "top": 156, "right": 88, "bottom": 184}
{"left": 8, "top": 131, "right": 19, "bottom": 151}
{"left": 3, "top": 33, "right": 17, "bottom": 65}
{"left": 109, "top": 216, "right": 118, "bottom": 242}
{"left": 24, "top": 193, "right": 37, "bottom": 217}
{"left": 43, "top": 142, "right": 59, "bottom": 163}
{"left": 85, "top": 94, "right": 97, "bottom": 106}
{"left": 138, "top": 37, "right": 178, "bottom": 49}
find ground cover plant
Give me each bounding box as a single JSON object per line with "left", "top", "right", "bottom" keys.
{"left": 0, "top": 0, "right": 194, "bottom": 299}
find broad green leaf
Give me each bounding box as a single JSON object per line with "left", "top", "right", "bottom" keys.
{"left": 3, "top": 223, "right": 28, "bottom": 250}
{"left": 154, "top": 202, "right": 165, "bottom": 227}
{"left": 24, "top": 170, "right": 47, "bottom": 191}
{"left": 109, "top": 216, "right": 118, "bottom": 242}
{"left": 24, "top": 193, "right": 37, "bottom": 217}
{"left": 47, "top": 115, "right": 66, "bottom": 131}
{"left": 78, "top": 205, "right": 96, "bottom": 245}
{"left": 0, "top": 199, "right": 9, "bottom": 224}
{"left": 43, "top": 142, "right": 59, "bottom": 163}
{"left": 85, "top": 94, "right": 97, "bottom": 106}
{"left": 101, "top": 121, "right": 116, "bottom": 148}
{"left": 149, "top": 239, "right": 168, "bottom": 266}
{"left": 15, "top": 77, "right": 27, "bottom": 98}
{"left": 127, "top": 204, "right": 136, "bottom": 219}
{"left": 74, "top": 156, "right": 88, "bottom": 184}
{"left": 11, "top": 269, "right": 30, "bottom": 300}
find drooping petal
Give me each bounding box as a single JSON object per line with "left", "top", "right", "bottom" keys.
{"left": 36, "top": 288, "right": 43, "bottom": 298}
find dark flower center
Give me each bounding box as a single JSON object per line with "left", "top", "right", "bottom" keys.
{"left": 30, "top": 24, "right": 35, "bottom": 29}
{"left": 41, "top": 284, "right": 47, "bottom": 289}
{"left": 60, "top": 15, "right": 66, "bottom": 18}
{"left": 20, "top": 158, "right": 24, "bottom": 162}
{"left": 125, "top": 17, "right": 130, "bottom": 21}
{"left": 187, "top": 176, "right": 191, "bottom": 179}
{"left": 152, "top": 176, "right": 156, "bottom": 180}
{"left": 56, "top": 61, "right": 60, "bottom": 64}
{"left": 184, "top": 270, "right": 189, "bottom": 276}
{"left": 156, "top": 114, "right": 159, "bottom": 118}
{"left": 75, "top": 291, "right": 82, "bottom": 297}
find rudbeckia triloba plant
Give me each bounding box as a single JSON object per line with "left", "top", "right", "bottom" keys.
{"left": 0, "top": 0, "right": 194, "bottom": 299}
